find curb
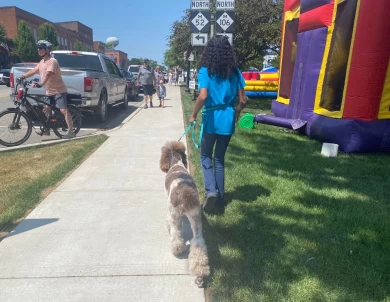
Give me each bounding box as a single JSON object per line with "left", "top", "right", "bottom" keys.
{"left": 0, "top": 105, "right": 144, "bottom": 153}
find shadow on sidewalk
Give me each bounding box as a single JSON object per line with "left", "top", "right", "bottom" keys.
{"left": 4, "top": 218, "right": 59, "bottom": 239}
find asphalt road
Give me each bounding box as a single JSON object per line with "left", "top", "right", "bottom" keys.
{"left": 0, "top": 84, "right": 143, "bottom": 148}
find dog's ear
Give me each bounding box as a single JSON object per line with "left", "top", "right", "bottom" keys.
{"left": 160, "top": 145, "right": 171, "bottom": 173}
{"left": 180, "top": 150, "right": 188, "bottom": 169}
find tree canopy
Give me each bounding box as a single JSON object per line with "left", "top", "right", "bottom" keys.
{"left": 37, "top": 23, "right": 59, "bottom": 49}
{"left": 12, "top": 21, "right": 39, "bottom": 62}
{"left": 73, "top": 40, "right": 88, "bottom": 51}
{"left": 0, "top": 24, "right": 7, "bottom": 43}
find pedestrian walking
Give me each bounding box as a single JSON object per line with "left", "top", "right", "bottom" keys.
{"left": 137, "top": 58, "right": 157, "bottom": 108}
{"left": 158, "top": 80, "right": 166, "bottom": 108}
{"left": 189, "top": 36, "right": 247, "bottom": 214}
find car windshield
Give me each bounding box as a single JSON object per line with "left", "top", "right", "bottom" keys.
{"left": 129, "top": 66, "right": 139, "bottom": 73}
{"left": 53, "top": 53, "right": 103, "bottom": 72}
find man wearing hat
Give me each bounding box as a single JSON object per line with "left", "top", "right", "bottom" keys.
{"left": 137, "top": 58, "right": 157, "bottom": 108}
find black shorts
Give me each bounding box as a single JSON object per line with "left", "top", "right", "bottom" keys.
{"left": 44, "top": 93, "right": 68, "bottom": 109}
{"left": 142, "top": 84, "right": 154, "bottom": 96}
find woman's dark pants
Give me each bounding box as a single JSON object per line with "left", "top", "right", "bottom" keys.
{"left": 200, "top": 131, "right": 232, "bottom": 207}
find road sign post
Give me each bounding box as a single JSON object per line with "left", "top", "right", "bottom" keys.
{"left": 188, "top": 0, "right": 236, "bottom": 90}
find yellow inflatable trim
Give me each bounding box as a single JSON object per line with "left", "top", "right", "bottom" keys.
{"left": 244, "top": 86, "right": 279, "bottom": 92}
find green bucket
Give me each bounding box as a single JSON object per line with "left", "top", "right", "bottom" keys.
{"left": 239, "top": 113, "right": 254, "bottom": 129}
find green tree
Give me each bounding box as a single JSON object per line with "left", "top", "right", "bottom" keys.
{"left": 0, "top": 24, "right": 7, "bottom": 43}
{"left": 73, "top": 40, "right": 87, "bottom": 51}
{"left": 128, "top": 58, "right": 143, "bottom": 65}
{"left": 149, "top": 59, "right": 158, "bottom": 70}
{"left": 234, "top": 0, "right": 283, "bottom": 69}
{"left": 37, "top": 23, "right": 59, "bottom": 49}
{"left": 12, "top": 21, "right": 39, "bottom": 62}
{"left": 163, "top": 47, "right": 185, "bottom": 69}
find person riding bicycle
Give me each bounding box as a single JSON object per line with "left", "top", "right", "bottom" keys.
{"left": 20, "top": 40, "right": 76, "bottom": 138}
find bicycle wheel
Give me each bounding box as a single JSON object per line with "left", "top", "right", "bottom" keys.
{"left": 52, "top": 106, "right": 82, "bottom": 138}
{"left": 0, "top": 110, "right": 32, "bottom": 147}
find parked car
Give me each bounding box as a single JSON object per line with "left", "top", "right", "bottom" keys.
{"left": 10, "top": 51, "right": 128, "bottom": 122}
{"left": 0, "top": 69, "right": 10, "bottom": 87}
{"left": 119, "top": 68, "right": 139, "bottom": 101}
{"left": 128, "top": 65, "right": 141, "bottom": 79}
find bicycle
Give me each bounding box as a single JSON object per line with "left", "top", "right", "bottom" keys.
{"left": 0, "top": 78, "right": 82, "bottom": 147}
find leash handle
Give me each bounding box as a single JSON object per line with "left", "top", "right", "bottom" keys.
{"left": 178, "top": 121, "right": 203, "bottom": 149}
{"left": 191, "top": 121, "right": 203, "bottom": 149}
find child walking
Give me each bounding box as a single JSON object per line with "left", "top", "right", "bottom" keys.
{"left": 158, "top": 80, "right": 166, "bottom": 108}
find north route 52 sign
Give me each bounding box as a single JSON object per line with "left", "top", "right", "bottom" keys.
{"left": 190, "top": 11, "right": 211, "bottom": 33}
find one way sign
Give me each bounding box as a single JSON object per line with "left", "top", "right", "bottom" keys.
{"left": 191, "top": 33, "right": 208, "bottom": 46}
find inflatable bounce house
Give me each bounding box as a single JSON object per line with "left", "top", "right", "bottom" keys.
{"left": 243, "top": 67, "right": 279, "bottom": 98}
{"left": 253, "top": 0, "right": 390, "bottom": 153}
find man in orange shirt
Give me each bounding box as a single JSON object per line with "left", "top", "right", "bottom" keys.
{"left": 21, "top": 40, "right": 75, "bottom": 138}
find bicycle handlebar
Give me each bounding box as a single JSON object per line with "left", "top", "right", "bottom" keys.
{"left": 16, "top": 78, "right": 42, "bottom": 89}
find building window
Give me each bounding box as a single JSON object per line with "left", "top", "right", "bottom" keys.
{"left": 57, "top": 36, "right": 60, "bottom": 44}
{"left": 33, "top": 29, "right": 37, "bottom": 42}
{"left": 65, "top": 39, "right": 68, "bottom": 49}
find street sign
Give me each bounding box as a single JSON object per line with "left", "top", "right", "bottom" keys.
{"left": 184, "top": 52, "right": 195, "bottom": 61}
{"left": 216, "top": 11, "right": 235, "bottom": 33}
{"left": 190, "top": 11, "right": 211, "bottom": 33}
{"left": 190, "top": 0, "right": 210, "bottom": 10}
{"left": 191, "top": 33, "right": 208, "bottom": 46}
{"left": 216, "top": 33, "right": 233, "bottom": 45}
{"left": 216, "top": 0, "right": 235, "bottom": 10}
{"left": 189, "top": 80, "right": 196, "bottom": 90}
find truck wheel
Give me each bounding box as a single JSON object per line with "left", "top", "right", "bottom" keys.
{"left": 122, "top": 89, "right": 129, "bottom": 108}
{"left": 98, "top": 92, "right": 108, "bottom": 122}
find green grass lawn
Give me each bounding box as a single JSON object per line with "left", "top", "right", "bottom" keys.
{"left": 181, "top": 88, "right": 390, "bottom": 302}
{"left": 0, "top": 135, "right": 108, "bottom": 237}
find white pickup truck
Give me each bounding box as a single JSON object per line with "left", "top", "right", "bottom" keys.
{"left": 10, "top": 51, "right": 128, "bottom": 121}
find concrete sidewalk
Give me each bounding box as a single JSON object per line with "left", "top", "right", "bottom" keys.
{"left": 0, "top": 85, "right": 205, "bottom": 301}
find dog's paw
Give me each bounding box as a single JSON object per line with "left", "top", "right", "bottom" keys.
{"left": 171, "top": 238, "right": 187, "bottom": 256}
{"left": 195, "top": 275, "right": 205, "bottom": 288}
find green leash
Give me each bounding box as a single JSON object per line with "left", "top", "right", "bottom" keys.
{"left": 178, "top": 104, "right": 233, "bottom": 149}
{"left": 178, "top": 120, "right": 203, "bottom": 149}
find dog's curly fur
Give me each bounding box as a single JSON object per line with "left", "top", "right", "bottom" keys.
{"left": 160, "top": 141, "right": 210, "bottom": 287}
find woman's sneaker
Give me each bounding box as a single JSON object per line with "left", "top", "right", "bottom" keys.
{"left": 202, "top": 193, "right": 218, "bottom": 214}
{"left": 63, "top": 129, "right": 76, "bottom": 139}
{"left": 144, "top": 104, "right": 148, "bottom": 109}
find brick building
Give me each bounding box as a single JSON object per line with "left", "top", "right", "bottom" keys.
{"left": 105, "top": 50, "right": 128, "bottom": 69}
{"left": 0, "top": 6, "right": 94, "bottom": 67}
{"left": 93, "top": 41, "right": 106, "bottom": 54}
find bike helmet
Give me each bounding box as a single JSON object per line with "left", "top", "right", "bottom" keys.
{"left": 37, "top": 40, "right": 53, "bottom": 49}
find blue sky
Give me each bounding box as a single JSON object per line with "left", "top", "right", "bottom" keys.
{"left": 2, "top": 0, "right": 189, "bottom": 65}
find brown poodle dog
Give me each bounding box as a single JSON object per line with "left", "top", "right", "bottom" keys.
{"left": 160, "top": 141, "right": 210, "bottom": 287}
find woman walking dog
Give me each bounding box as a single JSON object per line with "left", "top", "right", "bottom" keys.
{"left": 189, "top": 36, "right": 247, "bottom": 214}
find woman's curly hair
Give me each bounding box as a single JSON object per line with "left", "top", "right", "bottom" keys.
{"left": 198, "top": 36, "right": 237, "bottom": 79}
